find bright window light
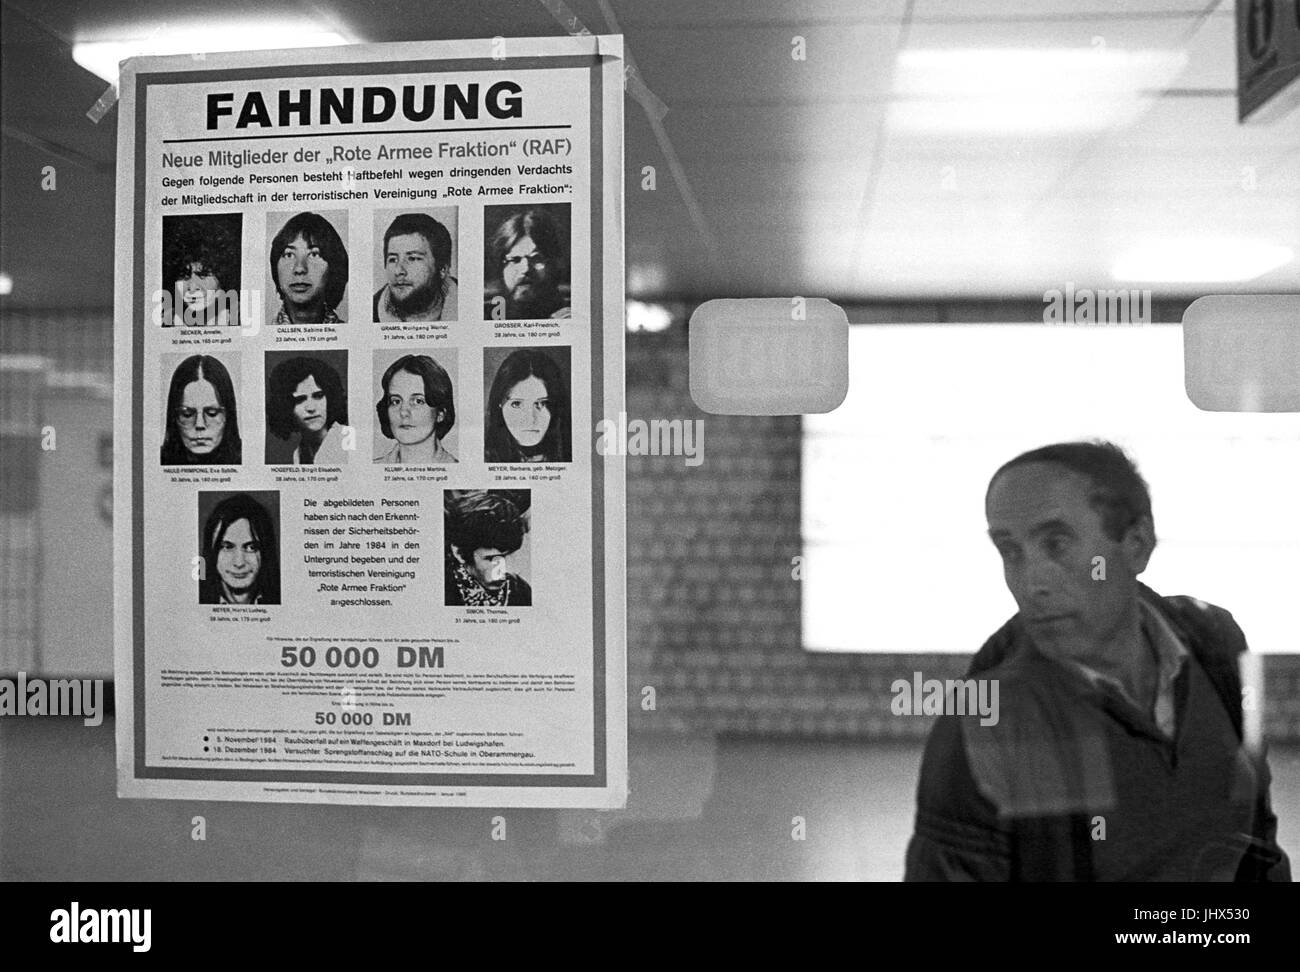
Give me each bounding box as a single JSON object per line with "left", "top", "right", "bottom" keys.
{"left": 889, "top": 48, "right": 1187, "bottom": 134}
{"left": 802, "top": 325, "right": 1300, "bottom": 654}
{"left": 73, "top": 26, "right": 350, "bottom": 85}
{"left": 1113, "top": 239, "right": 1295, "bottom": 283}
{"left": 0, "top": 272, "right": 12, "bottom": 296}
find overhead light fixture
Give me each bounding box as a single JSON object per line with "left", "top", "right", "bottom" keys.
{"left": 626, "top": 300, "right": 672, "bottom": 333}
{"left": 72, "top": 25, "right": 350, "bottom": 85}
{"left": 1112, "top": 239, "right": 1294, "bottom": 283}
{"left": 889, "top": 48, "right": 1187, "bottom": 134}
{"left": 0, "top": 272, "right": 12, "bottom": 296}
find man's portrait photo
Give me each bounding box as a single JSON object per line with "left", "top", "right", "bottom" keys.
{"left": 160, "top": 353, "right": 242, "bottom": 466}
{"left": 266, "top": 210, "right": 349, "bottom": 325}
{"left": 482, "top": 204, "right": 571, "bottom": 320}
{"left": 444, "top": 489, "right": 532, "bottom": 607}
{"left": 483, "top": 346, "right": 571, "bottom": 463}
{"left": 198, "top": 491, "right": 280, "bottom": 606}
{"left": 904, "top": 440, "right": 1291, "bottom": 882}
{"left": 161, "top": 213, "right": 241, "bottom": 327}
{"left": 372, "top": 209, "right": 458, "bottom": 322}
{"left": 264, "top": 350, "right": 352, "bottom": 465}
{"left": 372, "top": 351, "right": 458, "bottom": 465}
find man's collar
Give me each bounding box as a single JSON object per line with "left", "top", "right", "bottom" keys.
{"left": 1029, "top": 598, "right": 1187, "bottom": 738}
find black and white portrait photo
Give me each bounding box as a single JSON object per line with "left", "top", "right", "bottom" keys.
{"left": 443, "top": 489, "right": 532, "bottom": 607}
{"left": 267, "top": 210, "right": 349, "bottom": 325}
{"left": 161, "top": 212, "right": 242, "bottom": 327}
{"left": 483, "top": 346, "right": 571, "bottom": 463}
{"left": 482, "top": 204, "right": 571, "bottom": 320}
{"left": 372, "top": 209, "right": 459, "bottom": 322}
{"left": 160, "top": 353, "right": 242, "bottom": 466}
{"left": 264, "top": 351, "right": 352, "bottom": 465}
{"left": 372, "top": 351, "right": 458, "bottom": 464}
{"left": 197, "top": 491, "right": 280, "bottom": 606}
{"left": 12, "top": 0, "right": 1300, "bottom": 909}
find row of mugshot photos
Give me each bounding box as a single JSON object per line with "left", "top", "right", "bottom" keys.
{"left": 197, "top": 489, "right": 532, "bottom": 607}
{"left": 160, "top": 203, "right": 573, "bottom": 327}
{"left": 161, "top": 347, "right": 572, "bottom": 466}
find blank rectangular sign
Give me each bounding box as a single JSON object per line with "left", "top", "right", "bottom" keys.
{"left": 803, "top": 324, "right": 1300, "bottom": 654}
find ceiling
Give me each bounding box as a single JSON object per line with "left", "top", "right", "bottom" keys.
{"left": 1, "top": 0, "right": 1297, "bottom": 309}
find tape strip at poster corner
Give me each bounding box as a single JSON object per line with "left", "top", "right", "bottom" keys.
{"left": 112, "top": 35, "right": 627, "bottom": 808}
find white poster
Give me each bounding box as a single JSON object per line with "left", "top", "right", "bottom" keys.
{"left": 112, "top": 35, "right": 626, "bottom": 807}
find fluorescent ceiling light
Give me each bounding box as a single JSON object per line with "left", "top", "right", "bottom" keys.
{"left": 889, "top": 47, "right": 1186, "bottom": 134}
{"left": 626, "top": 300, "right": 672, "bottom": 333}
{"left": 73, "top": 26, "right": 349, "bottom": 85}
{"left": 1112, "top": 239, "right": 1294, "bottom": 283}
{"left": 889, "top": 96, "right": 1150, "bottom": 134}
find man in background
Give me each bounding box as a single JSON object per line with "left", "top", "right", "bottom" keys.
{"left": 905, "top": 440, "right": 1290, "bottom": 881}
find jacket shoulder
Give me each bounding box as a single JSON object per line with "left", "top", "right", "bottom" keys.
{"left": 1156, "top": 592, "right": 1248, "bottom": 657}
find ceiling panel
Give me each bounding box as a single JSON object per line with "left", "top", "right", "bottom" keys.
{"left": 611, "top": 0, "right": 908, "bottom": 29}
{"left": 660, "top": 103, "right": 885, "bottom": 161}
{"left": 627, "top": 22, "right": 903, "bottom": 103}
{"left": 1168, "top": 2, "right": 1237, "bottom": 88}
{"left": 911, "top": 0, "right": 1219, "bottom": 18}
{"left": 0, "top": 0, "right": 1296, "bottom": 310}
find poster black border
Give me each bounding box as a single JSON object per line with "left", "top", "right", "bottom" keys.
{"left": 132, "top": 53, "right": 609, "bottom": 788}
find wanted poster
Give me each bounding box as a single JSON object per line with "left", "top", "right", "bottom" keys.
{"left": 112, "top": 35, "right": 626, "bottom": 807}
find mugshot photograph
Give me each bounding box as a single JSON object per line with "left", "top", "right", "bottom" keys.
{"left": 198, "top": 492, "right": 280, "bottom": 606}
{"left": 373, "top": 210, "right": 459, "bottom": 322}
{"left": 161, "top": 213, "right": 242, "bottom": 327}
{"left": 265, "top": 352, "right": 352, "bottom": 465}
{"left": 373, "top": 352, "right": 458, "bottom": 464}
{"left": 267, "top": 210, "right": 349, "bottom": 325}
{"left": 160, "top": 354, "right": 242, "bottom": 466}
{"left": 482, "top": 204, "right": 571, "bottom": 320}
{"left": 444, "top": 489, "right": 532, "bottom": 607}
{"left": 484, "top": 346, "right": 571, "bottom": 463}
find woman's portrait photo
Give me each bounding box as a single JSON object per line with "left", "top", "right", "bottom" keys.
{"left": 484, "top": 346, "right": 572, "bottom": 463}
{"left": 160, "top": 354, "right": 242, "bottom": 466}
{"left": 444, "top": 489, "right": 532, "bottom": 607}
{"left": 373, "top": 352, "right": 458, "bottom": 465}
{"left": 198, "top": 491, "right": 280, "bottom": 605}
{"left": 267, "top": 210, "right": 349, "bottom": 325}
{"left": 265, "top": 352, "right": 352, "bottom": 465}
{"left": 161, "top": 213, "right": 242, "bottom": 327}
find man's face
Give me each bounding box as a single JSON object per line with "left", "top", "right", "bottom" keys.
{"left": 178, "top": 378, "right": 226, "bottom": 455}
{"left": 178, "top": 262, "right": 221, "bottom": 323}
{"left": 985, "top": 463, "right": 1149, "bottom": 662}
{"left": 501, "top": 234, "right": 555, "bottom": 308}
{"left": 386, "top": 368, "right": 437, "bottom": 446}
{"left": 291, "top": 374, "right": 328, "bottom": 435}
{"left": 277, "top": 234, "right": 329, "bottom": 312}
{"left": 463, "top": 546, "right": 508, "bottom": 590}
{"left": 385, "top": 232, "right": 441, "bottom": 311}
{"left": 216, "top": 517, "right": 261, "bottom": 598}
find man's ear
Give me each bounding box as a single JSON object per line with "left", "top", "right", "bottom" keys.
{"left": 1122, "top": 514, "right": 1156, "bottom": 575}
